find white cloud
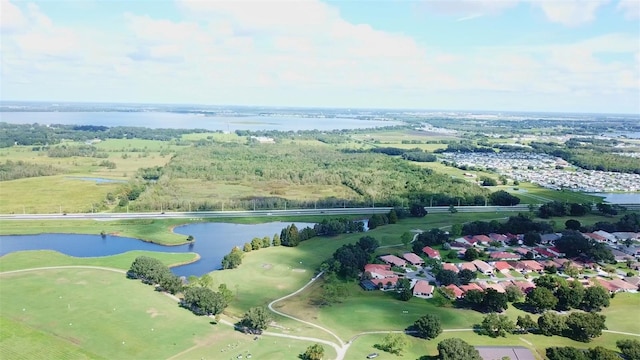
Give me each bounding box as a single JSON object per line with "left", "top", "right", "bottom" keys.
{"left": 0, "top": 0, "right": 27, "bottom": 33}
{"left": 617, "top": 0, "right": 640, "bottom": 19}
{"left": 532, "top": 0, "right": 610, "bottom": 27}
{"left": 419, "top": 0, "right": 519, "bottom": 16}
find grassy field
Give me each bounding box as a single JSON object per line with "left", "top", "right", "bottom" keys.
{"left": 0, "top": 250, "right": 198, "bottom": 272}
{"left": 0, "top": 268, "right": 322, "bottom": 360}
{"left": 0, "top": 175, "right": 122, "bottom": 214}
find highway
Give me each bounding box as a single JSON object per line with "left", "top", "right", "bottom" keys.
{"left": 1, "top": 204, "right": 637, "bottom": 221}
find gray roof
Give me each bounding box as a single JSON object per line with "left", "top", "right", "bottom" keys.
{"left": 476, "top": 346, "right": 536, "bottom": 360}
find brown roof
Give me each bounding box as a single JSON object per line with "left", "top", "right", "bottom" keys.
{"left": 444, "top": 284, "right": 464, "bottom": 298}
{"left": 413, "top": 280, "right": 434, "bottom": 295}
{"left": 402, "top": 252, "right": 424, "bottom": 265}
{"left": 442, "top": 263, "right": 460, "bottom": 273}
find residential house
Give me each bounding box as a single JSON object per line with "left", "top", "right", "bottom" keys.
{"left": 442, "top": 263, "right": 460, "bottom": 273}
{"left": 623, "top": 276, "right": 640, "bottom": 289}
{"left": 370, "top": 276, "right": 399, "bottom": 290}
{"left": 514, "top": 247, "right": 531, "bottom": 256}
{"left": 402, "top": 252, "right": 425, "bottom": 266}
{"left": 364, "top": 264, "right": 395, "bottom": 279}
{"left": 479, "top": 282, "right": 505, "bottom": 293}
{"left": 489, "top": 252, "right": 520, "bottom": 261}
{"left": 611, "top": 249, "right": 632, "bottom": 262}
{"left": 459, "top": 262, "right": 477, "bottom": 272}
{"left": 454, "top": 235, "right": 477, "bottom": 247}
{"left": 534, "top": 247, "right": 556, "bottom": 259}
{"left": 493, "top": 261, "right": 513, "bottom": 274}
{"left": 379, "top": 255, "right": 407, "bottom": 268}
{"left": 472, "top": 260, "right": 494, "bottom": 275}
{"left": 443, "top": 284, "right": 465, "bottom": 299}
{"left": 619, "top": 245, "right": 640, "bottom": 258}
{"left": 489, "top": 233, "right": 509, "bottom": 244}
{"left": 608, "top": 278, "right": 638, "bottom": 292}
{"left": 510, "top": 280, "right": 536, "bottom": 293}
{"left": 422, "top": 246, "right": 441, "bottom": 260}
{"left": 583, "top": 232, "right": 607, "bottom": 243}
{"left": 472, "top": 235, "right": 492, "bottom": 246}
{"left": 459, "top": 283, "right": 484, "bottom": 293}
{"left": 613, "top": 232, "right": 640, "bottom": 242}
{"left": 520, "top": 260, "right": 544, "bottom": 273}
{"left": 413, "top": 280, "right": 435, "bottom": 298}
{"left": 540, "top": 233, "right": 561, "bottom": 244}
{"left": 594, "top": 230, "right": 617, "bottom": 243}
{"left": 547, "top": 247, "right": 565, "bottom": 257}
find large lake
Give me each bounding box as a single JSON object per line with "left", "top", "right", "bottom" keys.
{"left": 0, "top": 221, "right": 315, "bottom": 277}
{"left": 0, "top": 112, "right": 402, "bottom": 131}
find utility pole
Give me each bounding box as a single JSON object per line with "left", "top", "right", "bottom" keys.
{"left": 253, "top": 200, "right": 256, "bottom": 211}
{"left": 284, "top": 201, "right": 287, "bottom": 211}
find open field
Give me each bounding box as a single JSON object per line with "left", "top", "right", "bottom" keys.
{"left": 344, "top": 330, "right": 633, "bottom": 360}
{"left": 0, "top": 250, "right": 198, "bottom": 272}
{"left": 0, "top": 268, "right": 323, "bottom": 360}
{"left": 0, "top": 175, "right": 121, "bottom": 214}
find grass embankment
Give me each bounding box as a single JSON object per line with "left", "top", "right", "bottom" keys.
{"left": 0, "top": 268, "right": 319, "bottom": 360}
{"left": 0, "top": 250, "right": 198, "bottom": 272}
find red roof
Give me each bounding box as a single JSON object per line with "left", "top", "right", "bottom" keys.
{"left": 479, "top": 282, "right": 505, "bottom": 293}
{"left": 444, "top": 284, "right": 464, "bottom": 298}
{"left": 402, "top": 252, "right": 424, "bottom": 265}
{"left": 490, "top": 252, "right": 519, "bottom": 259}
{"left": 459, "top": 283, "right": 483, "bottom": 293}
{"left": 593, "top": 278, "right": 617, "bottom": 292}
{"left": 379, "top": 255, "right": 407, "bottom": 267}
{"left": 442, "top": 263, "right": 460, "bottom": 273}
{"left": 459, "top": 262, "right": 477, "bottom": 271}
{"left": 548, "top": 247, "right": 564, "bottom": 255}
{"left": 422, "top": 246, "right": 441, "bottom": 258}
{"left": 511, "top": 280, "right": 535, "bottom": 292}
{"left": 489, "top": 233, "right": 508, "bottom": 242}
{"left": 534, "top": 248, "right": 556, "bottom": 258}
{"left": 521, "top": 260, "right": 544, "bottom": 271}
{"left": 472, "top": 235, "right": 492, "bottom": 243}
{"left": 493, "top": 261, "right": 513, "bottom": 271}
{"left": 584, "top": 232, "right": 606, "bottom": 242}
{"left": 413, "top": 280, "right": 434, "bottom": 295}
{"left": 514, "top": 247, "right": 530, "bottom": 255}
{"left": 364, "top": 264, "right": 391, "bottom": 272}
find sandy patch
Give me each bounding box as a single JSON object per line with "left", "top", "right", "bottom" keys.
{"left": 277, "top": 284, "right": 286, "bottom": 289}
{"left": 261, "top": 263, "right": 273, "bottom": 270}
{"left": 146, "top": 308, "right": 161, "bottom": 318}
{"left": 56, "top": 277, "right": 70, "bottom": 284}
{"left": 292, "top": 268, "right": 306, "bottom": 273}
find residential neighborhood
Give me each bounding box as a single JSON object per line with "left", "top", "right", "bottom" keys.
{"left": 361, "top": 229, "right": 640, "bottom": 301}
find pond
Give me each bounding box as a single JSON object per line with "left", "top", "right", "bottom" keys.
{"left": 593, "top": 193, "right": 640, "bottom": 204}
{"left": 0, "top": 221, "right": 315, "bottom": 277}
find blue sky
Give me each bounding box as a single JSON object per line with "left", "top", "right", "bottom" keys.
{"left": 1, "top": 0, "right": 639, "bottom": 113}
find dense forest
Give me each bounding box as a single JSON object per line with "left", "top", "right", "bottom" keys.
{"left": 0, "top": 123, "right": 209, "bottom": 147}
{"left": 0, "top": 160, "right": 62, "bottom": 181}
{"left": 127, "top": 142, "right": 491, "bottom": 211}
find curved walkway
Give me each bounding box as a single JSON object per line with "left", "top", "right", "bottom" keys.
{"left": 4, "top": 266, "right": 639, "bottom": 360}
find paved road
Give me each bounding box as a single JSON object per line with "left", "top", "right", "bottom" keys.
{"left": 0, "top": 205, "right": 539, "bottom": 221}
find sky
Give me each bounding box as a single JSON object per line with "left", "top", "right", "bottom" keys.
{"left": 1, "top": 0, "right": 639, "bottom": 113}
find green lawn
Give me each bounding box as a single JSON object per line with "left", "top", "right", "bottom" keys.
{"left": 0, "top": 250, "right": 198, "bottom": 272}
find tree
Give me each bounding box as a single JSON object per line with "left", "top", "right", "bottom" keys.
{"left": 412, "top": 314, "right": 442, "bottom": 339}
{"left": 396, "top": 278, "right": 413, "bottom": 301}
{"left": 538, "top": 312, "right": 567, "bottom": 336}
{"left": 516, "top": 315, "right": 537, "bottom": 333}
{"left": 218, "top": 283, "right": 234, "bottom": 304}
{"left": 565, "top": 219, "right": 582, "bottom": 230}
{"left": 251, "top": 237, "right": 262, "bottom": 250}
{"left": 505, "top": 285, "right": 524, "bottom": 302}
{"left": 356, "top": 236, "right": 380, "bottom": 254}
{"left": 410, "top": 203, "right": 428, "bottom": 217}
{"left": 464, "top": 289, "right": 485, "bottom": 310}
{"left": 533, "top": 274, "right": 561, "bottom": 291}
{"left": 401, "top": 232, "right": 413, "bottom": 247}
{"left": 437, "top": 338, "right": 482, "bottom": 360}
{"left": 480, "top": 176, "right": 498, "bottom": 186}
{"left": 158, "top": 272, "right": 183, "bottom": 295}
{"left": 272, "top": 233, "right": 281, "bottom": 246}
{"left": 480, "top": 313, "right": 516, "bottom": 337}
{"left": 489, "top": 190, "right": 520, "bottom": 205}
{"left": 450, "top": 224, "right": 462, "bottom": 237}
{"left": 617, "top": 339, "right": 640, "bottom": 360}
{"left": 546, "top": 347, "right": 588, "bottom": 360}
{"left": 241, "top": 306, "right": 272, "bottom": 331}
{"left": 388, "top": 209, "right": 398, "bottom": 224}
{"left": 262, "top": 236, "right": 271, "bottom": 248}
{"left": 556, "top": 282, "right": 584, "bottom": 310}
{"left": 588, "top": 346, "right": 620, "bottom": 360}
{"left": 243, "top": 242, "right": 252, "bottom": 252}
{"left": 458, "top": 269, "right": 477, "bottom": 285}
{"left": 523, "top": 231, "right": 541, "bottom": 246}
{"left": 378, "top": 332, "right": 408, "bottom": 355}
{"left": 482, "top": 288, "right": 508, "bottom": 313}
{"left": 526, "top": 287, "right": 558, "bottom": 313}
{"left": 565, "top": 312, "right": 607, "bottom": 342}
{"left": 281, "top": 224, "right": 300, "bottom": 247}
{"left": 582, "top": 285, "right": 610, "bottom": 312}
{"left": 464, "top": 248, "right": 480, "bottom": 261}
{"left": 301, "top": 344, "right": 325, "bottom": 360}
{"left": 222, "top": 246, "right": 244, "bottom": 269}
{"left": 182, "top": 287, "right": 227, "bottom": 316}
{"left": 436, "top": 269, "right": 458, "bottom": 286}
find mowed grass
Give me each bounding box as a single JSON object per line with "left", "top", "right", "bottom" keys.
{"left": 600, "top": 293, "right": 640, "bottom": 334}
{"left": 0, "top": 250, "right": 198, "bottom": 272}
{"left": 0, "top": 175, "right": 121, "bottom": 214}
{"left": 0, "top": 268, "right": 216, "bottom": 360}
{"left": 344, "top": 331, "right": 632, "bottom": 360}
{"left": 0, "top": 268, "right": 335, "bottom": 360}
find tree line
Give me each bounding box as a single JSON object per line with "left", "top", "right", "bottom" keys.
{"left": 0, "top": 160, "right": 61, "bottom": 181}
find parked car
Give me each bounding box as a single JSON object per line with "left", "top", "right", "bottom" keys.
{"left": 366, "top": 353, "right": 379, "bottom": 359}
